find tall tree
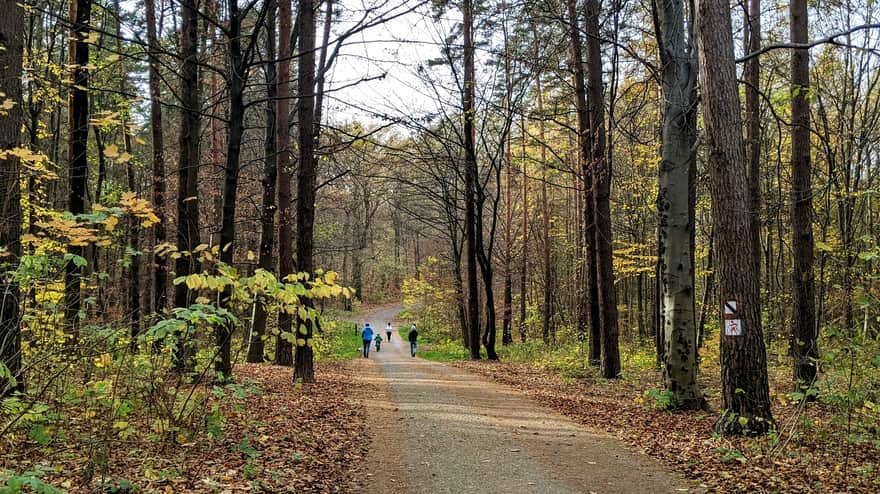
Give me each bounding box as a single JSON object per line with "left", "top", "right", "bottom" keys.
{"left": 249, "top": 0, "right": 277, "bottom": 364}
{"left": 654, "top": 0, "right": 703, "bottom": 408}
{"left": 463, "top": 0, "right": 481, "bottom": 360}
{"left": 145, "top": 0, "right": 167, "bottom": 317}
{"left": 697, "top": 0, "right": 774, "bottom": 435}
{"left": 744, "top": 0, "right": 761, "bottom": 275}
{"left": 586, "top": 0, "right": 620, "bottom": 377}
{"left": 294, "top": 0, "right": 318, "bottom": 381}
{"left": 789, "top": 0, "right": 818, "bottom": 393}
{"left": 0, "top": 0, "right": 25, "bottom": 396}
{"left": 565, "top": 0, "right": 600, "bottom": 365}
{"left": 275, "top": 0, "right": 294, "bottom": 367}
{"left": 216, "top": 0, "right": 268, "bottom": 379}
{"left": 174, "top": 0, "right": 202, "bottom": 372}
{"left": 64, "top": 0, "right": 92, "bottom": 343}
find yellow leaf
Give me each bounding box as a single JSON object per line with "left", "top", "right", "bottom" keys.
{"left": 104, "top": 144, "right": 120, "bottom": 158}
{"left": 104, "top": 215, "right": 119, "bottom": 232}
{"left": 118, "top": 151, "right": 132, "bottom": 163}
{"left": 135, "top": 137, "right": 146, "bottom": 145}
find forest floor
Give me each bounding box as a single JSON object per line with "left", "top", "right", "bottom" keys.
{"left": 347, "top": 304, "right": 699, "bottom": 493}
{"left": 2, "top": 362, "right": 371, "bottom": 493}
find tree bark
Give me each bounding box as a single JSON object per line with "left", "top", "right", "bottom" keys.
{"left": 294, "top": 0, "right": 318, "bottom": 382}
{"left": 789, "top": 0, "right": 818, "bottom": 394}
{"left": 249, "top": 0, "right": 277, "bottom": 364}
{"left": 145, "top": 0, "right": 168, "bottom": 317}
{"left": 0, "top": 0, "right": 25, "bottom": 395}
{"left": 463, "top": 0, "right": 480, "bottom": 360}
{"left": 173, "top": 0, "right": 202, "bottom": 373}
{"left": 586, "top": 0, "right": 620, "bottom": 377}
{"left": 216, "top": 0, "right": 248, "bottom": 381}
{"left": 275, "top": 0, "right": 294, "bottom": 367}
{"left": 697, "top": 0, "right": 774, "bottom": 435}
{"left": 654, "top": 0, "right": 703, "bottom": 408}
{"left": 64, "top": 0, "right": 92, "bottom": 344}
{"left": 519, "top": 114, "right": 528, "bottom": 343}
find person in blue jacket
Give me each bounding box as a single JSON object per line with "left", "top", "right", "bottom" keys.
{"left": 361, "top": 323, "right": 374, "bottom": 358}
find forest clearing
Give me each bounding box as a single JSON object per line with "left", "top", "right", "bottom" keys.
{"left": 1, "top": 0, "right": 879, "bottom": 491}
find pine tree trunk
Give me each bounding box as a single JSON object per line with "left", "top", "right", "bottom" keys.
{"left": 275, "top": 0, "right": 294, "bottom": 367}
{"left": 65, "top": 0, "right": 92, "bottom": 344}
{"left": 697, "top": 0, "right": 774, "bottom": 435}
{"left": 294, "top": 0, "right": 318, "bottom": 382}
{"left": 173, "top": 0, "right": 201, "bottom": 373}
{"left": 216, "top": 0, "right": 247, "bottom": 381}
{"left": 586, "top": 0, "right": 620, "bottom": 377}
{"left": 145, "top": 0, "right": 167, "bottom": 317}
{"left": 654, "top": 0, "right": 702, "bottom": 408}
{"left": 789, "top": 0, "right": 818, "bottom": 394}
{"left": 536, "top": 68, "right": 552, "bottom": 346}
{"left": 249, "top": 0, "right": 277, "bottom": 364}
{"left": 0, "top": 1, "right": 25, "bottom": 395}
{"left": 519, "top": 115, "right": 528, "bottom": 343}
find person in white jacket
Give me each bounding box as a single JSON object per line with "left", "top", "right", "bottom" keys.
{"left": 385, "top": 322, "right": 393, "bottom": 342}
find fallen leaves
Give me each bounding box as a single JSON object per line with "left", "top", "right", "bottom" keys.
{"left": 1, "top": 362, "right": 369, "bottom": 493}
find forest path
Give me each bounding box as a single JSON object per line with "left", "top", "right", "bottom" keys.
{"left": 347, "top": 305, "right": 697, "bottom": 494}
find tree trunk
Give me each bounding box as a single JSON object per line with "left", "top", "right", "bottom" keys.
{"left": 536, "top": 66, "right": 552, "bottom": 346}
{"left": 64, "top": 0, "right": 92, "bottom": 345}
{"left": 697, "top": 0, "right": 774, "bottom": 435}
{"left": 519, "top": 114, "right": 528, "bottom": 343}
{"left": 145, "top": 0, "right": 168, "bottom": 317}
{"left": 216, "top": 0, "right": 247, "bottom": 381}
{"left": 294, "top": 0, "right": 318, "bottom": 382}
{"left": 275, "top": 0, "right": 294, "bottom": 367}
{"left": 174, "top": 0, "right": 201, "bottom": 373}
{"left": 501, "top": 0, "right": 513, "bottom": 347}
{"left": 586, "top": 0, "right": 620, "bottom": 377}
{"left": 249, "top": 0, "right": 277, "bottom": 364}
{"left": 789, "top": 0, "right": 818, "bottom": 394}
{"left": 0, "top": 1, "right": 25, "bottom": 395}
{"left": 566, "top": 0, "right": 600, "bottom": 365}
{"left": 745, "top": 0, "right": 761, "bottom": 276}
{"left": 654, "top": 0, "right": 702, "bottom": 408}
{"left": 463, "top": 0, "right": 480, "bottom": 360}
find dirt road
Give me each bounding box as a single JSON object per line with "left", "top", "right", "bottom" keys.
{"left": 349, "top": 305, "right": 697, "bottom": 493}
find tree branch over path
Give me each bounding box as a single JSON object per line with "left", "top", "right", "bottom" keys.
{"left": 736, "top": 23, "right": 880, "bottom": 63}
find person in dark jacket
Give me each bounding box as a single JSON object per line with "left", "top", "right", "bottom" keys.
{"left": 361, "top": 323, "right": 374, "bottom": 358}
{"left": 408, "top": 323, "right": 418, "bottom": 357}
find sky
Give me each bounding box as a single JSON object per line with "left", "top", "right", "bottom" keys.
{"left": 323, "top": 0, "right": 460, "bottom": 126}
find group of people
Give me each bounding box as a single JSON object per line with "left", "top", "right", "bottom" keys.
{"left": 360, "top": 322, "right": 419, "bottom": 358}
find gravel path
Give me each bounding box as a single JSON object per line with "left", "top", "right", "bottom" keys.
{"left": 349, "top": 305, "right": 698, "bottom": 494}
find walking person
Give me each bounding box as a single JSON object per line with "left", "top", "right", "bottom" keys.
{"left": 361, "top": 323, "right": 374, "bottom": 358}
{"left": 408, "top": 323, "right": 419, "bottom": 357}
{"left": 385, "top": 322, "right": 393, "bottom": 342}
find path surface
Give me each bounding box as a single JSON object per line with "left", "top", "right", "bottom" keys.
{"left": 348, "top": 305, "right": 697, "bottom": 494}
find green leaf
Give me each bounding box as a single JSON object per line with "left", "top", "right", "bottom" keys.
{"left": 815, "top": 241, "right": 834, "bottom": 252}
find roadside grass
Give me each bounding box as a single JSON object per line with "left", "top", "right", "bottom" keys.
{"left": 316, "top": 319, "right": 362, "bottom": 361}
